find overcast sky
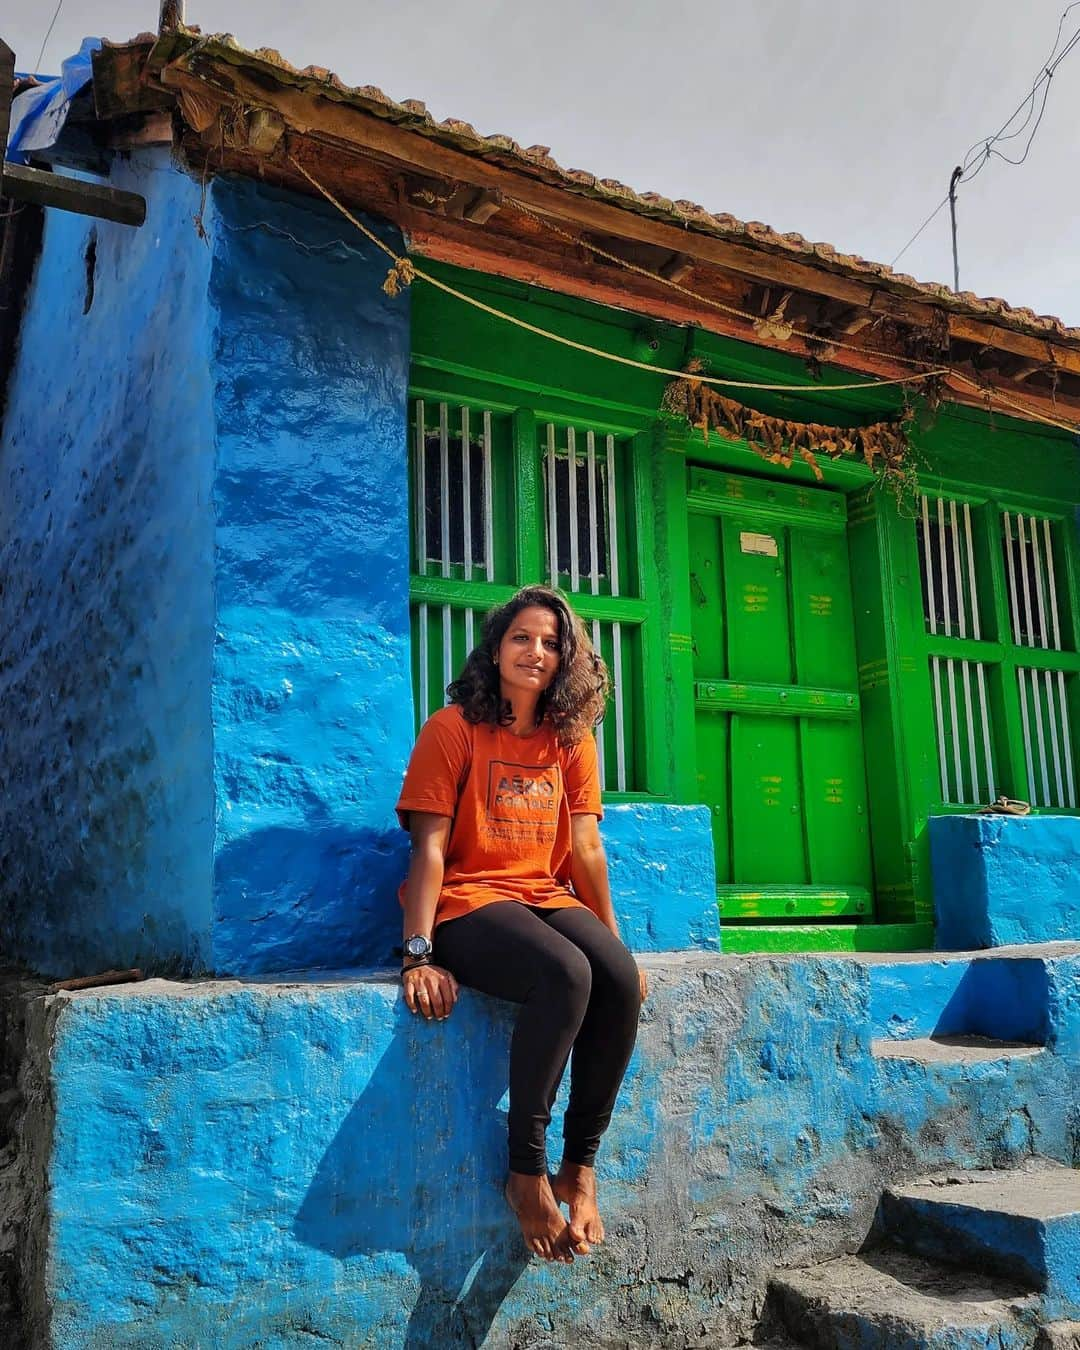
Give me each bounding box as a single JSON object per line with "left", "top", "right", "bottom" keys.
{"left": 8, "top": 2, "right": 1080, "bottom": 325}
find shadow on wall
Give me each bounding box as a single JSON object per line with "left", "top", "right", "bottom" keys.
{"left": 293, "top": 1007, "right": 530, "bottom": 1348}
{"left": 213, "top": 824, "right": 409, "bottom": 975}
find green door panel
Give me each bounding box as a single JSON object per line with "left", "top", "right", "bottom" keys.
{"left": 721, "top": 518, "right": 792, "bottom": 684}
{"left": 688, "top": 513, "right": 725, "bottom": 678}
{"left": 790, "top": 528, "right": 858, "bottom": 686}
{"left": 730, "top": 713, "right": 806, "bottom": 884}
{"left": 695, "top": 710, "right": 731, "bottom": 883}
{"left": 689, "top": 464, "right": 874, "bottom": 923}
{"left": 799, "top": 719, "right": 872, "bottom": 885}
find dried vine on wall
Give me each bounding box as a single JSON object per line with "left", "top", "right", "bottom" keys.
{"left": 662, "top": 362, "right": 914, "bottom": 488}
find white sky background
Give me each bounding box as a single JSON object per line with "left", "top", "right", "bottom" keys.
{"left": 8, "top": 1, "right": 1080, "bottom": 324}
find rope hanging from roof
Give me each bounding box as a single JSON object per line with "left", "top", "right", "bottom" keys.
{"left": 662, "top": 361, "right": 913, "bottom": 485}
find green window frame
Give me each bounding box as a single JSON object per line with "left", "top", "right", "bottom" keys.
{"left": 407, "top": 392, "right": 665, "bottom": 800}
{"left": 914, "top": 489, "right": 1080, "bottom": 811}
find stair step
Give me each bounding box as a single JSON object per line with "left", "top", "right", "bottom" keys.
{"left": 872, "top": 1034, "right": 1045, "bottom": 1064}
{"left": 767, "top": 1247, "right": 1039, "bottom": 1349}
{"left": 883, "top": 1161, "right": 1080, "bottom": 1318}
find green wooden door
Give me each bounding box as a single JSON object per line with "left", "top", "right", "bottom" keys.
{"left": 688, "top": 467, "right": 873, "bottom": 924}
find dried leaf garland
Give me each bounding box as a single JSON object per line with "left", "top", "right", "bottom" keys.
{"left": 662, "top": 366, "right": 912, "bottom": 485}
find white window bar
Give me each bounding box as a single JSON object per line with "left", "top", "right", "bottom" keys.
{"left": 418, "top": 602, "right": 429, "bottom": 720}
{"left": 438, "top": 403, "right": 451, "bottom": 579}
{"left": 921, "top": 496, "right": 938, "bottom": 634}
{"left": 1029, "top": 518, "right": 1065, "bottom": 804}
{"left": 567, "top": 426, "right": 580, "bottom": 592}
{"left": 586, "top": 431, "right": 600, "bottom": 595}
{"left": 1043, "top": 518, "right": 1077, "bottom": 806}
{"left": 1003, "top": 512, "right": 1037, "bottom": 800}
{"left": 930, "top": 657, "right": 950, "bottom": 800}
{"left": 482, "top": 411, "right": 495, "bottom": 581}
{"left": 1030, "top": 514, "right": 1050, "bottom": 650}
{"left": 606, "top": 435, "right": 621, "bottom": 597}
{"left": 1017, "top": 513, "right": 1034, "bottom": 646}
{"left": 950, "top": 500, "right": 980, "bottom": 801}
{"left": 933, "top": 498, "right": 964, "bottom": 802}
{"left": 612, "top": 623, "right": 627, "bottom": 791}
{"left": 963, "top": 502, "right": 996, "bottom": 800}
{"left": 465, "top": 607, "right": 475, "bottom": 656}
{"left": 442, "top": 604, "right": 453, "bottom": 703}
{"left": 461, "top": 405, "right": 472, "bottom": 582}
{"left": 591, "top": 618, "right": 606, "bottom": 789}
{"left": 922, "top": 498, "right": 950, "bottom": 800}
{"left": 415, "top": 400, "right": 427, "bottom": 571}
{"left": 1018, "top": 519, "right": 1050, "bottom": 803}
{"left": 546, "top": 423, "right": 558, "bottom": 587}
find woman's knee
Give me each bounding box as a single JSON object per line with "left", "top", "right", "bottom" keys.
{"left": 535, "top": 940, "right": 593, "bottom": 1011}
{"left": 596, "top": 941, "right": 642, "bottom": 1014}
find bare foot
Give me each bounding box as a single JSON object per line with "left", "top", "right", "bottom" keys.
{"left": 504, "top": 1172, "right": 575, "bottom": 1262}
{"left": 551, "top": 1161, "right": 604, "bottom": 1252}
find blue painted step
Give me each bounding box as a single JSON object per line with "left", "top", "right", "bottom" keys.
{"left": 866, "top": 954, "right": 1049, "bottom": 1045}
{"left": 766, "top": 1247, "right": 1039, "bottom": 1348}
{"left": 881, "top": 1163, "right": 1080, "bottom": 1322}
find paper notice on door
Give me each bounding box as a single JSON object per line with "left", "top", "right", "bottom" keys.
{"left": 739, "top": 531, "right": 778, "bottom": 557}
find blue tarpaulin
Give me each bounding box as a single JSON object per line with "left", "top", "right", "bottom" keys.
{"left": 6, "top": 38, "right": 103, "bottom": 164}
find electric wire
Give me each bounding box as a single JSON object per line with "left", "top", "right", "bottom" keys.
{"left": 33, "top": 0, "right": 65, "bottom": 76}
{"left": 891, "top": 3, "right": 1080, "bottom": 269}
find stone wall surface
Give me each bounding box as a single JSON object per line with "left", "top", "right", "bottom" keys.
{"left": 206, "top": 176, "right": 415, "bottom": 977}
{"left": 13, "top": 949, "right": 1078, "bottom": 1349}
{"left": 0, "top": 151, "right": 217, "bottom": 977}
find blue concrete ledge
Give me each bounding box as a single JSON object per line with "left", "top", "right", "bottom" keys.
{"left": 930, "top": 815, "right": 1080, "bottom": 949}
{"left": 18, "top": 948, "right": 1080, "bottom": 1348}
{"left": 600, "top": 803, "right": 719, "bottom": 952}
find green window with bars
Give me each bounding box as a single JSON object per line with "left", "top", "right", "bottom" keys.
{"left": 915, "top": 490, "right": 1080, "bottom": 810}
{"left": 407, "top": 395, "right": 663, "bottom": 797}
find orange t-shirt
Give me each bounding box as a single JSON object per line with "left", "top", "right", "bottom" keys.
{"left": 395, "top": 704, "right": 603, "bottom": 926}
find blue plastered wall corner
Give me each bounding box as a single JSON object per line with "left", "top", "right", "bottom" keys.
{"left": 205, "top": 176, "right": 414, "bottom": 976}
{"left": 0, "top": 148, "right": 217, "bottom": 978}
{"left": 602, "top": 803, "right": 719, "bottom": 950}
{"left": 931, "top": 813, "right": 1080, "bottom": 949}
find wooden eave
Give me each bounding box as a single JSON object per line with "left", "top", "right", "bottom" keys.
{"left": 95, "top": 38, "right": 1080, "bottom": 429}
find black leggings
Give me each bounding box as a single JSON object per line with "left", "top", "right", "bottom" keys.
{"left": 433, "top": 902, "right": 641, "bottom": 1176}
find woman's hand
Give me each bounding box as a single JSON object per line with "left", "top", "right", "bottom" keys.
{"left": 637, "top": 965, "right": 649, "bottom": 1002}
{"left": 402, "top": 963, "right": 459, "bottom": 1020}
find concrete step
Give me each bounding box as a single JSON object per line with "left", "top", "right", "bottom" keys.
{"left": 766, "top": 1247, "right": 1039, "bottom": 1349}
{"left": 866, "top": 953, "right": 1050, "bottom": 1046}
{"left": 882, "top": 1161, "right": 1080, "bottom": 1319}
{"left": 872, "top": 1034, "right": 1045, "bottom": 1064}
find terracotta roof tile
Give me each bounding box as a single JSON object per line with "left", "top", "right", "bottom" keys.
{"left": 129, "top": 29, "right": 1078, "bottom": 345}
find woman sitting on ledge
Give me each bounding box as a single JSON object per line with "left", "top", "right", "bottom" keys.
{"left": 395, "top": 585, "right": 646, "bottom": 1263}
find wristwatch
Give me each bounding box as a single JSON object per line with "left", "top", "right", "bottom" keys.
{"left": 403, "top": 934, "right": 433, "bottom": 961}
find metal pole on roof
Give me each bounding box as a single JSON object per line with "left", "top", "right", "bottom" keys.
{"left": 159, "top": 1, "right": 186, "bottom": 31}
{"left": 948, "top": 165, "right": 963, "bottom": 294}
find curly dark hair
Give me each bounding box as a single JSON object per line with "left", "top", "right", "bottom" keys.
{"left": 447, "top": 586, "right": 610, "bottom": 745}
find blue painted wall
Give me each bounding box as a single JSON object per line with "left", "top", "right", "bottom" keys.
{"left": 39, "top": 951, "right": 1080, "bottom": 1347}
{"left": 206, "top": 177, "right": 414, "bottom": 975}
{"left": 0, "top": 150, "right": 216, "bottom": 977}
{"left": 931, "top": 814, "right": 1080, "bottom": 948}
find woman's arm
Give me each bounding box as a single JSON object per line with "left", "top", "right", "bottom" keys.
{"left": 400, "top": 812, "right": 459, "bottom": 1020}
{"left": 569, "top": 814, "right": 649, "bottom": 1001}
{"left": 569, "top": 813, "right": 620, "bottom": 936}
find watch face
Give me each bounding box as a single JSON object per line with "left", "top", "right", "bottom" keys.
{"left": 405, "top": 935, "right": 431, "bottom": 958}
